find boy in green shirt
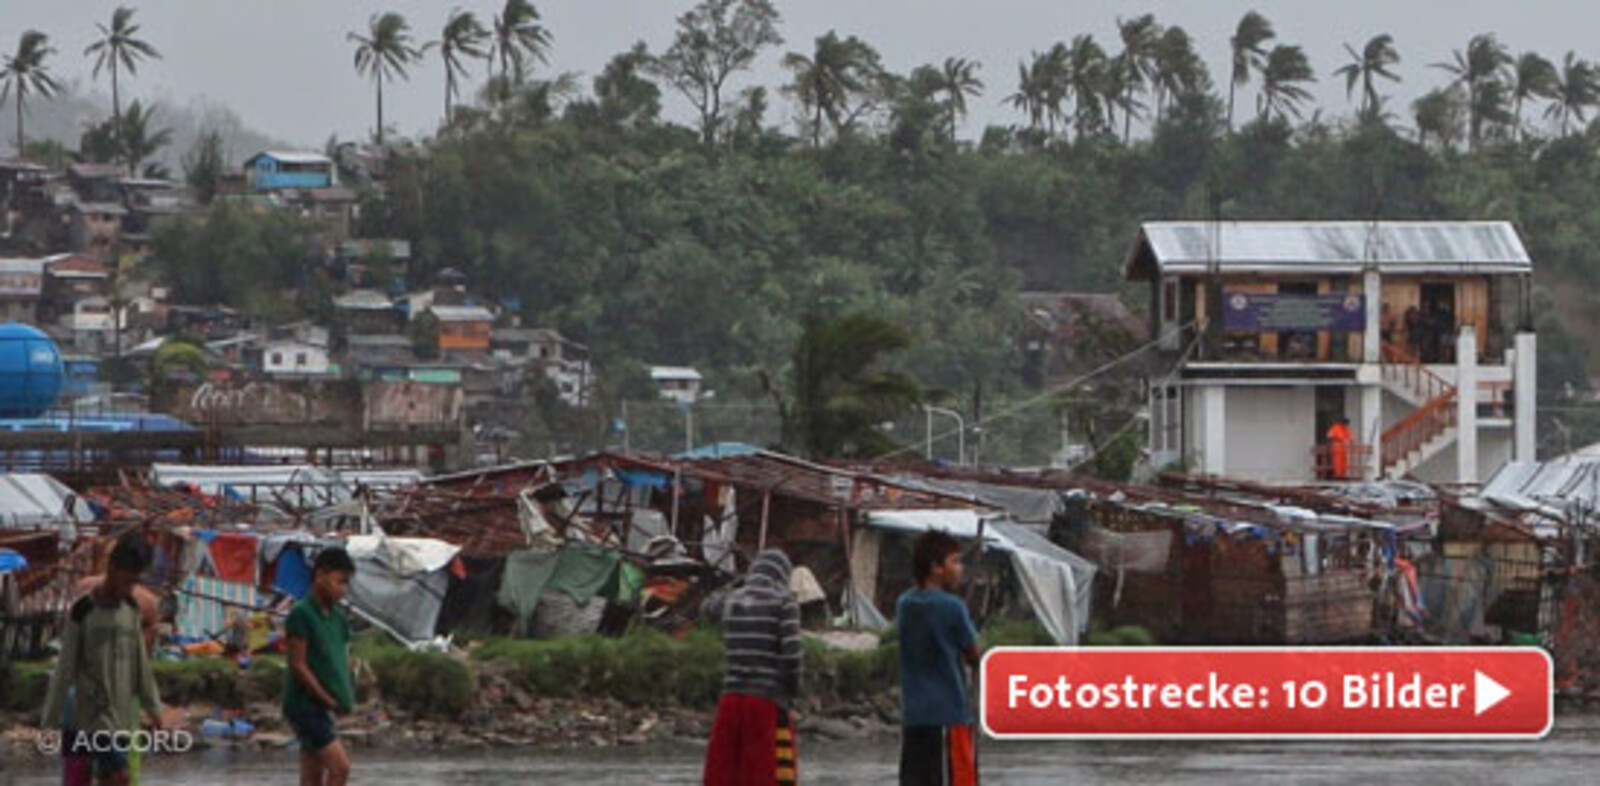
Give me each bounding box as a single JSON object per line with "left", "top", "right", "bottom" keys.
{"left": 283, "top": 548, "right": 357, "bottom": 786}
{"left": 42, "top": 533, "right": 163, "bottom": 786}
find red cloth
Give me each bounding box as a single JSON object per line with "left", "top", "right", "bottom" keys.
{"left": 1326, "top": 423, "right": 1352, "bottom": 479}
{"left": 703, "top": 693, "right": 797, "bottom": 786}
{"left": 208, "top": 533, "right": 258, "bottom": 584}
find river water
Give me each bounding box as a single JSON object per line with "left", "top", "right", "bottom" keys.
{"left": 4, "top": 717, "right": 1598, "bottom": 784}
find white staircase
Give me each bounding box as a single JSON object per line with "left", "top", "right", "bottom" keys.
{"left": 1384, "top": 424, "right": 1457, "bottom": 479}
{"left": 1379, "top": 342, "right": 1459, "bottom": 480}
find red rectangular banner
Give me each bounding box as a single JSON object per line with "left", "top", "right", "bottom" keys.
{"left": 981, "top": 647, "right": 1552, "bottom": 739}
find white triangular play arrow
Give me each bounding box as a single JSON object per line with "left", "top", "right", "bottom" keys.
{"left": 1474, "top": 670, "right": 1511, "bottom": 716}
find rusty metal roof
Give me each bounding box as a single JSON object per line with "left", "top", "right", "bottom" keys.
{"left": 1127, "top": 221, "right": 1531, "bottom": 277}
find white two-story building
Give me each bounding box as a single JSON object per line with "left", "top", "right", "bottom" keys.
{"left": 1128, "top": 220, "right": 1536, "bottom": 485}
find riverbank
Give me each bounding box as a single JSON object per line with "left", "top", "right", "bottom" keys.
{"left": 2, "top": 623, "right": 940, "bottom": 764}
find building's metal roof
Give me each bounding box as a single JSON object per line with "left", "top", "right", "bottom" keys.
{"left": 1127, "top": 221, "right": 1532, "bottom": 276}
{"left": 1478, "top": 460, "right": 1600, "bottom": 533}
{"left": 426, "top": 304, "right": 495, "bottom": 323}
{"left": 246, "top": 150, "right": 333, "bottom": 166}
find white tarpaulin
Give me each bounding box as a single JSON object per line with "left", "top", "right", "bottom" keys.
{"left": 0, "top": 473, "right": 94, "bottom": 533}
{"left": 345, "top": 534, "right": 460, "bottom": 577}
{"left": 865, "top": 510, "right": 1096, "bottom": 645}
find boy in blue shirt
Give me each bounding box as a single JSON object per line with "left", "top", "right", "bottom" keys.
{"left": 897, "top": 530, "right": 980, "bottom": 785}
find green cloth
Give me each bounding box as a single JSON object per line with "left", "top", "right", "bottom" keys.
{"left": 282, "top": 597, "right": 354, "bottom": 716}
{"left": 41, "top": 597, "right": 162, "bottom": 733}
{"left": 497, "top": 544, "right": 622, "bottom": 635}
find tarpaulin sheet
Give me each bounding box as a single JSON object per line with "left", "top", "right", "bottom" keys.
{"left": 348, "top": 556, "right": 450, "bottom": 644}
{"left": 993, "top": 522, "right": 1097, "bottom": 645}
{"left": 176, "top": 576, "right": 263, "bottom": 638}
{"left": 497, "top": 544, "right": 621, "bottom": 636}
{"left": 272, "top": 547, "right": 312, "bottom": 599}
{"left": 0, "top": 548, "right": 26, "bottom": 573}
{"left": 345, "top": 535, "right": 461, "bottom": 577}
{"left": 207, "top": 533, "right": 259, "bottom": 584}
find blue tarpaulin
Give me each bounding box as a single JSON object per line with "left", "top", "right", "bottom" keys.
{"left": 0, "top": 548, "right": 27, "bottom": 573}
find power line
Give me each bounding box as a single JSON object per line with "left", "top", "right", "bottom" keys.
{"left": 873, "top": 320, "right": 1200, "bottom": 462}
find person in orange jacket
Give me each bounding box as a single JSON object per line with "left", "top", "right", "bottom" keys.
{"left": 1326, "top": 417, "right": 1352, "bottom": 480}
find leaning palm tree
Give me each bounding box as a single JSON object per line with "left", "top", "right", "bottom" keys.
{"left": 1433, "top": 34, "right": 1512, "bottom": 150}
{"left": 1334, "top": 34, "right": 1400, "bottom": 120}
{"left": 1150, "top": 25, "right": 1206, "bottom": 125}
{"left": 1228, "top": 11, "right": 1275, "bottom": 130}
{"left": 1067, "top": 35, "right": 1109, "bottom": 138}
{"left": 1114, "top": 14, "right": 1160, "bottom": 141}
{"left": 1546, "top": 52, "right": 1598, "bottom": 137}
{"left": 349, "top": 12, "right": 422, "bottom": 145}
{"left": 1413, "top": 87, "right": 1465, "bottom": 151}
{"left": 490, "top": 0, "right": 551, "bottom": 84}
{"left": 432, "top": 8, "right": 490, "bottom": 124}
{"left": 783, "top": 32, "right": 881, "bottom": 146}
{"left": 1257, "top": 44, "right": 1316, "bottom": 122}
{"left": 0, "top": 31, "right": 59, "bottom": 155}
{"left": 1039, "top": 43, "right": 1072, "bottom": 136}
{"left": 937, "top": 56, "right": 983, "bottom": 141}
{"left": 1509, "top": 52, "right": 1559, "bottom": 140}
{"left": 84, "top": 6, "right": 160, "bottom": 170}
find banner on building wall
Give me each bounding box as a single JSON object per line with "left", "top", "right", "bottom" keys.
{"left": 1223, "top": 292, "right": 1365, "bottom": 332}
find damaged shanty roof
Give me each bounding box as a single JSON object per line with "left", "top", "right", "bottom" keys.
{"left": 1472, "top": 460, "right": 1600, "bottom": 534}
{"left": 1125, "top": 220, "right": 1532, "bottom": 277}
{"left": 684, "top": 451, "right": 980, "bottom": 510}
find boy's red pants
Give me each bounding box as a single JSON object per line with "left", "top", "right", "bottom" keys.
{"left": 703, "top": 693, "right": 797, "bottom": 785}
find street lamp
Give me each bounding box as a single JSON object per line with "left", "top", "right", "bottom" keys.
{"left": 923, "top": 405, "right": 966, "bottom": 466}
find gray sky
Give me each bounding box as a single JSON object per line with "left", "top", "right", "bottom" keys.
{"left": 4, "top": 0, "right": 1597, "bottom": 147}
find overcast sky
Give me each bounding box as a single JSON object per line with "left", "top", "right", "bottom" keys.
{"left": 5, "top": 1, "right": 1598, "bottom": 147}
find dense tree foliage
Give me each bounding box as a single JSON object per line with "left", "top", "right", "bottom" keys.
{"left": 141, "top": 3, "right": 1600, "bottom": 459}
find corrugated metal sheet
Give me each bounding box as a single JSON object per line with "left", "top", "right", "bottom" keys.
{"left": 1479, "top": 461, "right": 1600, "bottom": 534}
{"left": 1133, "top": 221, "right": 1532, "bottom": 275}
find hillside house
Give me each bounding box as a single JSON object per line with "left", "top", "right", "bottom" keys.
{"left": 244, "top": 152, "right": 335, "bottom": 192}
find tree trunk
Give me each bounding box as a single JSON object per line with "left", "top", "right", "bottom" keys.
{"left": 14, "top": 91, "right": 21, "bottom": 156}
{"left": 1123, "top": 86, "right": 1133, "bottom": 143}
{"left": 1227, "top": 80, "right": 1236, "bottom": 130}
{"left": 376, "top": 71, "right": 385, "bottom": 145}
{"left": 112, "top": 61, "right": 123, "bottom": 173}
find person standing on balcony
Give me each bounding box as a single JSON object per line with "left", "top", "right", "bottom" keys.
{"left": 1327, "top": 417, "right": 1352, "bottom": 480}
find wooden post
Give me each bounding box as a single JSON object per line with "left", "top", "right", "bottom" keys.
{"left": 757, "top": 489, "right": 771, "bottom": 551}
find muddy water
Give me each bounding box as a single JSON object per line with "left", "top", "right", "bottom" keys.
{"left": 4, "top": 717, "right": 1599, "bottom": 785}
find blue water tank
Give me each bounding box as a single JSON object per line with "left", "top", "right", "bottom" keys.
{"left": 0, "top": 323, "right": 64, "bottom": 418}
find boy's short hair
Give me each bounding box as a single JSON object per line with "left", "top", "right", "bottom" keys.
{"left": 313, "top": 547, "right": 357, "bottom": 576}
{"left": 911, "top": 530, "right": 962, "bottom": 583}
{"left": 108, "top": 532, "right": 151, "bottom": 574}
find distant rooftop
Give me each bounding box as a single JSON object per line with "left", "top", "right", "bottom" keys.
{"left": 246, "top": 150, "right": 332, "bottom": 166}
{"left": 426, "top": 304, "right": 495, "bottom": 323}
{"left": 650, "top": 365, "right": 702, "bottom": 381}
{"left": 1126, "top": 221, "right": 1532, "bottom": 277}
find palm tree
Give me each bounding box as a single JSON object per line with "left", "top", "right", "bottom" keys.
{"left": 1228, "top": 11, "right": 1275, "bottom": 130}
{"left": 1257, "top": 44, "right": 1315, "bottom": 122}
{"left": 1100, "top": 57, "right": 1144, "bottom": 138}
{"left": 432, "top": 8, "right": 490, "bottom": 124}
{"left": 1546, "top": 52, "right": 1597, "bottom": 136}
{"left": 490, "top": 0, "right": 551, "bottom": 84}
{"left": 936, "top": 56, "right": 983, "bottom": 141}
{"left": 778, "top": 312, "right": 920, "bottom": 459}
{"left": 1433, "top": 34, "right": 1512, "bottom": 150}
{"left": 1006, "top": 55, "right": 1049, "bottom": 132}
{"left": 1067, "top": 35, "right": 1109, "bottom": 138}
{"left": 1039, "top": 43, "right": 1071, "bottom": 136}
{"left": 0, "top": 31, "right": 59, "bottom": 155}
{"left": 1334, "top": 34, "right": 1400, "bottom": 120}
{"left": 1150, "top": 25, "right": 1205, "bottom": 125}
{"left": 782, "top": 32, "right": 881, "bottom": 146}
{"left": 1114, "top": 14, "right": 1160, "bottom": 141}
{"left": 1509, "top": 52, "right": 1559, "bottom": 140}
{"left": 348, "top": 12, "right": 422, "bottom": 145}
{"left": 116, "top": 99, "right": 172, "bottom": 174}
{"left": 1413, "top": 88, "right": 1465, "bottom": 150}
{"left": 84, "top": 6, "right": 160, "bottom": 171}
